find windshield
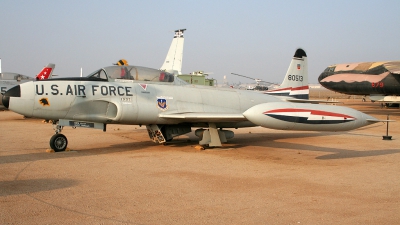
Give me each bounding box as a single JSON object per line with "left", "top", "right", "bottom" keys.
{"left": 87, "top": 68, "right": 108, "bottom": 80}
{"left": 87, "top": 66, "right": 174, "bottom": 82}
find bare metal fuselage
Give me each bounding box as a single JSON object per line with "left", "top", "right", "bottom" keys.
{"left": 5, "top": 76, "right": 375, "bottom": 133}
{"left": 11, "top": 79, "right": 270, "bottom": 128}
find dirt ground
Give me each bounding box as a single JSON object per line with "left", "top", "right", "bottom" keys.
{"left": 1, "top": 99, "right": 399, "bottom": 224}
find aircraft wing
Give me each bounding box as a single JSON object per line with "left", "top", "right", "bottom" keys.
{"left": 384, "top": 61, "right": 400, "bottom": 74}
{"left": 285, "top": 98, "right": 341, "bottom": 104}
{"left": 274, "top": 95, "right": 341, "bottom": 104}
{"left": 159, "top": 112, "right": 246, "bottom": 122}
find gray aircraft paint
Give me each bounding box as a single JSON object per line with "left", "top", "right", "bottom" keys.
{"left": 3, "top": 64, "right": 379, "bottom": 149}
{"left": 1, "top": 43, "right": 382, "bottom": 151}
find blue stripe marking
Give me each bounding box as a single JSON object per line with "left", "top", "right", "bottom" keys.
{"left": 266, "top": 115, "right": 353, "bottom": 124}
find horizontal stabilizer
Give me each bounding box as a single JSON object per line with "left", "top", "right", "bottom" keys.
{"left": 285, "top": 98, "right": 341, "bottom": 104}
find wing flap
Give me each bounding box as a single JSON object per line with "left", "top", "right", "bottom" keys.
{"left": 159, "top": 112, "right": 246, "bottom": 122}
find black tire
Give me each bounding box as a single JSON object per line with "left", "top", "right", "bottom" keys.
{"left": 50, "top": 134, "right": 68, "bottom": 152}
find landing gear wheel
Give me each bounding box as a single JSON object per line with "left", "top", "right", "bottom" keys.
{"left": 50, "top": 134, "right": 68, "bottom": 152}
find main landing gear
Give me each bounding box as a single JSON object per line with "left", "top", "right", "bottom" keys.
{"left": 50, "top": 121, "right": 68, "bottom": 152}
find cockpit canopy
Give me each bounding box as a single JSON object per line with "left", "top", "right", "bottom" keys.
{"left": 87, "top": 65, "right": 174, "bottom": 83}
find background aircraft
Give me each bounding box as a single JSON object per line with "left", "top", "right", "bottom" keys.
{"left": 113, "top": 28, "right": 185, "bottom": 77}
{"left": 2, "top": 47, "right": 381, "bottom": 152}
{"left": 160, "top": 29, "right": 186, "bottom": 75}
{"left": 0, "top": 60, "right": 55, "bottom": 109}
{"left": 230, "top": 72, "right": 272, "bottom": 91}
{"left": 318, "top": 61, "right": 400, "bottom": 104}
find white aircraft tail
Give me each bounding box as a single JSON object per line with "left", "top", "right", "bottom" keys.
{"left": 160, "top": 29, "right": 186, "bottom": 75}
{"left": 35, "top": 63, "right": 55, "bottom": 80}
{"left": 265, "top": 48, "right": 309, "bottom": 99}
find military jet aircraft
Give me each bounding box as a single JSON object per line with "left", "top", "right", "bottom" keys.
{"left": 318, "top": 61, "right": 400, "bottom": 104}
{"left": 2, "top": 46, "right": 383, "bottom": 151}
{"left": 0, "top": 60, "right": 55, "bottom": 109}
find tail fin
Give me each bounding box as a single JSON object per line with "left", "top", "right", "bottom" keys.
{"left": 160, "top": 29, "right": 186, "bottom": 75}
{"left": 265, "top": 48, "right": 309, "bottom": 99}
{"left": 35, "top": 63, "right": 55, "bottom": 80}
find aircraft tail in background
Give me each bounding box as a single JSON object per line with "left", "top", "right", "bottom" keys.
{"left": 265, "top": 48, "right": 309, "bottom": 99}
{"left": 35, "top": 63, "right": 55, "bottom": 80}
{"left": 160, "top": 29, "right": 186, "bottom": 75}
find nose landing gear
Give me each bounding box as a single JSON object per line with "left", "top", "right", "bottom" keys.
{"left": 50, "top": 121, "right": 68, "bottom": 152}
{"left": 50, "top": 133, "right": 68, "bottom": 152}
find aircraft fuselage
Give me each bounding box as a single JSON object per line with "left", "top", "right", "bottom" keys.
{"left": 4, "top": 76, "right": 376, "bottom": 133}
{"left": 318, "top": 61, "right": 400, "bottom": 96}
{"left": 7, "top": 79, "right": 272, "bottom": 128}
{"left": 319, "top": 71, "right": 400, "bottom": 95}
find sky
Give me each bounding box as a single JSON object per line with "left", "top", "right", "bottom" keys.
{"left": 1, "top": 0, "right": 399, "bottom": 85}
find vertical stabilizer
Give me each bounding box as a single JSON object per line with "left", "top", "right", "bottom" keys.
{"left": 265, "top": 48, "right": 309, "bottom": 99}
{"left": 0, "top": 58, "right": 2, "bottom": 74}
{"left": 35, "top": 63, "right": 55, "bottom": 80}
{"left": 160, "top": 29, "right": 186, "bottom": 75}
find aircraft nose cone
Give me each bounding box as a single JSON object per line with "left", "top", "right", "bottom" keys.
{"left": 318, "top": 71, "right": 332, "bottom": 82}
{"left": 2, "top": 85, "right": 21, "bottom": 109}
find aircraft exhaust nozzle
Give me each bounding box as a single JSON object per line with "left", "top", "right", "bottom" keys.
{"left": 2, "top": 85, "right": 20, "bottom": 109}
{"left": 243, "top": 102, "right": 377, "bottom": 132}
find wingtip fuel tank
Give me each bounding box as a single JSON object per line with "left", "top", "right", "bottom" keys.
{"left": 243, "top": 102, "right": 377, "bottom": 131}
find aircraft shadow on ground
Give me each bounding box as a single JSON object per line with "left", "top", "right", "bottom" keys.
{"left": 230, "top": 132, "right": 400, "bottom": 160}
{"left": 1, "top": 129, "right": 399, "bottom": 164}
{"left": 0, "top": 178, "right": 79, "bottom": 197}
{"left": 0, "top": 140, "right": 158, "bottom": 165}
